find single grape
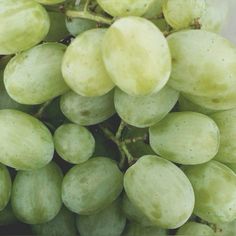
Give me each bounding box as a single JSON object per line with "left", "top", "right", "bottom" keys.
{"left": 54, "top": 123, "right": 95, "bottom": 164}
{"left": 122, "top": 222, "right": 167, "bottom": 236}
{"left": 200, "top": 0, "right": 229, "bottom": 33}
{"left": 76, "top": 198, "right": 126, "bottom": 236}
{"left": 0, "top": 0, "right": 50, "bottom": 55}
{"left": 31, "top": 206, "right": 77, "bottom": 236}
{"left": 35, "top": 0, "right": 65, "bottom": 5}
{"left": 184, "top": 161, "right": 236, "bottom": 223}
{"left": 0, "top": 204, "right": 17, "bottom": 226}
{"left": 167, "top": 30, "right": 236, "bottom": 99}
{"left": 114, "top": 86, "right": 179, "bottom": 128}
{"left": 60, "top": 90, "right": 115, "bottom": 126}
{"left": 209, "top": 108, "right": 236, "bottom": 163}
{"left": 62, "top": 157, "right": 123, "bottom": 215}
{"left": 0, "top": 164, "right": 11, "bottom": 211}
{"left": 124, "top": 155, "right": 194, "bottom": 229}
{"left": 96, "top": 0, "right": 154, "bottom": 17}
{"left": 122, "top": 194, "right": 154, "bottom": 227}
{"left": 4, "top": 43, "right": 69, "bottom": 105}
{"left": 62, "top": 29, "right": 114, "bottom": 97}
{"left": 163, "top": 0, "right": 206, "bottom": 30}
{"left": 11, "top": 162, "right": 63, "bottom": 224}
{"left": 176, "top": 222, "right": 214, "bottom": 236}
{"left": 44, "top": 11, "right": 69, "bottom": 42}
{"left": 0, "top": 109, "right": 54, "bottom": 170}
{"left": 178, "top": 95, "right": 217, "bottom": 115}
{"left": 143, "top": 0, "right": 164, "bottom": 19}
{"left": 149, "top": 112, "right": 220, "bottom": 165}
{"left": 102, "top": 16, "right": 171, "bottom": 96}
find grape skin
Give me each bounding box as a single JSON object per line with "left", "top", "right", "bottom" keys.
{"left": 149, "top": 112, "right": 220, "bottom": 165}
{"left": 102, "top": 16, "right": 171, "bottom": 96}
{"left": 0, "top": 0, "right": 50, "bottom": 55}
{"left": 62, "top": 29, "right": 114, "bottom": 97}
{"left": 54, "top": 123, "right": 95, "bottom": 164}
{"left": 11, "top": 162, "right": 63, "bottom": 224}
{"left": 35, "top": 0, "right": 65, "bottom": 5}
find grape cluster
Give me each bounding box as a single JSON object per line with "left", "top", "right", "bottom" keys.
{"left": 0, "top": 0, "right": 234, "bottom": 235}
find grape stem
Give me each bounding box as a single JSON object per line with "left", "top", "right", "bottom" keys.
{"left": 34, "top": 100, "right": 52, "bottom": 119}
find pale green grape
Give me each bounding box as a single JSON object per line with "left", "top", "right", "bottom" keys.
{"left": 0, "top": 204, "right": 17, "bottom": 226}
{"left": 200, "top": 0, "right": 229, "bottom": 33}
{"left": 215, "top": 219, "right": 236, "bottom": 236}
{"left": 184, "top": 161, "right": 236, "bottom": 223}
{"left": 209, "top": 108, "right": 236, "bottom": 163}
{"left": 0, "top": 109, "right": 54, "bottom": 170}
{"left": 0, "top": 0, "right": 50, "bottom": 55}
{"left": 176, "top": 222, "right": 214, "bottom": 236}
{"left": 102, "top": 16, "right": 171, "bottom": 96}
{"left": 163, "top": 0, "right": 206, "bottom": 30}
{"left": 0, "top": 164, "right": 11, "bottom": 211}
{"left": 35, "top": 0, "right": 65, "bottom": 5}
{"left": 54, "top": 123, "right": 95, "bottom": 164}
{"left": 62, "top": 157, "right": 123, "bottom": 215}
{"left": 11, "top": 162, "right": 63, "bottom": 224}
{"left": 4, "top": 43, "right": 69, "bottom": 105}
{"left": 62, "top": 29, "right": 114, "bottom": 97}
{"left": 122, "top": 222, "right": 167, "bottom": 236}
{"left": 45, "top": 11, "right": 69, "bottom": 42}
{"left": 96, "top": 0, "right": 154, "bottom": 17}
{"left": 149, "top": 112, "right": 220, "bottom": 165}
{"left": 31, "top": 206, "right": 77, "bottom": 236}
{"left": 167, "top": 30, "right": 236, "bottom": 99}
{"left": 60, "top": 90, "right": 115, "bottom": 126}
{"left": 143, "top": 0, "right": 164, "bottom": 18}
{"left": 122, "top": 194, "right": 154, "bottom": 226}
{"left": 178, "top": 95, "right": 217, "bottom": 115}
{"left": 114, "top": 86, "right": 179, "bottom": 128}
{"left": 124, "top": 155, "right": 194, "bottom": 229}
{"left": 76, "top": 198, "right": 126, "bottom": 236}
{"left": 183, "top": 92, "right": 236, "bottom": 111}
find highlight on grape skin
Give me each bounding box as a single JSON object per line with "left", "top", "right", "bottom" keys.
{"left": 0, "top": 0, "right": 236, "bottom": 235}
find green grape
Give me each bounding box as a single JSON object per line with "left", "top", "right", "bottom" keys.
{"left": 215, "top": 219, "right": 236, "bottom": 236}
{"left": 96, "top": 0, "right": 154, "bottom": 17}
{"left": 44, "top": 11, "right": 69, "bottom": 42}
{"left": 209, "top": 109, "right": 236, "bottom": 163}
{"left": 102, "top": 16, "right": 171, "bottom": 96}
{"left": 143, "top": 0, "right": 164, "bottom": 18}
{"left": 114, "top": 86, "right": 179, "bottom": 128}
{"left": 122, "top": 222, "right": 167, "bottom": 236}
{"left": 178, "top": 95, "right": 217, "bottom": 115}
{"left": 60, "top": 90, "right": 116, "bottom": 126}
{"left": 176, "top": 222, "right": 214, "bottom": 236}
{"left": 184, "top": 161, "right": 236, "bottom": 223}
{"left": 122, "top": 194, "right": 154, "bottom": 226}
{"left": 200, "top": 0, "right": 229, "bottom": 33}
{"left": 0, "top": 0, "right": 50, "bottom": 55}
{"left": 149, "top": 112, "right": 220, "bottom": 165}
{"left": 65, "top": 3, "right": 97, "bottom": 37}
{"left": 0, "top": 164, "right": 11, "bottom": 211}
{"left": 151, "top": 19, "right": 169, "bottom": 32}
{"left": 0, "top": 204, "right": 17, "bottom": 226}
{"left": 76, "top": 198, "right": 126, "bottom": 236}
{"left": 163, "top": 0, "right": 206, "bottom": 30}
{"left": 0, "top": 109, "right": 54, "bottom": 170}
{"left": 62, "top": 157, "right": 123, "bottom": 215}
{"left": 35, "top": 0, "right": 65, "bottom": 5}
{"left": 54, "top": 123, "right": 95, "bottom": 164}
{"left": 31, "top": 206, "right": 77, "bottom": 236}
{"left": 62, "top": 29, "right": 114, "bottom": 97}
{"left": 11, "top": 162, "right": 63, "bottom": 224}
{"left": 183, "top": 92, "right": 236, "bottom": 111}
{"left": 4, "top": 43, "right": 69, "bottom": 105}
{"left": 167, "top": 30, "right": 236, "bottom": 99}
{"left": 124, "top": 155, "right": 194, "bottom": 229}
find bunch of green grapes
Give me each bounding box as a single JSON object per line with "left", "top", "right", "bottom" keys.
{"left": 0, "top": 0, "right": 236, "bottom": 235}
